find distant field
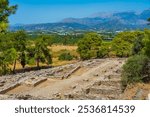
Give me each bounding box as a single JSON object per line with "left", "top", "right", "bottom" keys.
{"left": 49, "top": 45, "right": 78, "bottom": 52}
{"left": 50, "top": 45, "right": 79, "bottom": 66}
{"left": 13, "top": 45, "right": 79, "bottom": 70}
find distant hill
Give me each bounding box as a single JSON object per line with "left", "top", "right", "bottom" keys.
{"left": 10, "top": 9, "right": 150, "bottom": 32}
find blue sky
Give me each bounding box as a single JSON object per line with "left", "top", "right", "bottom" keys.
{"left": 9, "top": 0, "right": 150, "bottom": 24}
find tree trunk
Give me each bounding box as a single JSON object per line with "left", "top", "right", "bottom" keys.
{"left": 36, "top": 58, "right": 40, "bottom": 69}
{"left": 13, "top": 59, "right": 16, "bottom": 73}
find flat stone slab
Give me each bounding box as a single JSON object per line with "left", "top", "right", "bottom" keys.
{"left": 23, "top": 77, "right": 47, "bottom": 87}
{"left": 63, "top": 65, "right": 80, "bottom": 79}
{"left": 0, "top": 83, "right": 20, "bottom": 94}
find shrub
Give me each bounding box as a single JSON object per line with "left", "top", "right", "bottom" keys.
{"left": 58, "top": 52, "right": 74, "bottom": 61}
{"left": 122, "top": 54, "right": 149, "bottom": 87}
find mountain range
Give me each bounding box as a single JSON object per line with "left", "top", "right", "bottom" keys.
{"left": 10, "top": 9, "right": 150, "bottom": 32}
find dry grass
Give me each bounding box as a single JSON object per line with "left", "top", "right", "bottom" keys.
{"left": 12, "top": 45, "right": 79, "bottom": 69}
{"left": 49, "top": 45, "right": 78, "bottom": 52}
{"left": 50, "top": 45, "right": 79, "bottom": 66}
{"left": 122, "top": 83, "right": 150, "bottom": 100}
{"left": 52, "top": 58, "right": 78, "bottom": 66}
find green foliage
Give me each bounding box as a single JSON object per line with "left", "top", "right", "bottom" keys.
{"left": 33, "top": 36, "right": 52, "bottom": 67}
{"left": 13, "top": 31, "right": 27, "bottom": 51}
{"left": 112, "top": 39, "right": 132, "bottom": 57}
{"left": 97, "top": 42, "right": 111, "bottom": 58}
{"left": 122, "top": 55, "right": 149, "bottom": 87}
{"left": 47, "top": 34, "right": 83, "bottom": 45}
{"left": 58, "top": 51, "right": 74, "bottom": 61}
{"left": 121, "top": 30, "right": 150, "bottom": 87}
{"left": 0, "top": 33, "right": 14, "bottom": 51}
{"left": 112, "top": 31, "right": 146, "bottom": 57}
{"left": 12, "top": 30, "right": 27, "bottom": 70}
{"left": 4, "top": 48, "right": 18, "bottom": 64}
{"left": 0, "top": 48, "right": 17, "bottom": 75}
{"left": 143, "top": 29, "right": 150, "bottom": 58}
{"left": 0, "top": 0, "right": 17, "bottom": 32}
{"left": 77, "top": 33, "right": 102, "bottom": 60}
{"left": 0, "top": 56, "right": 11, "bottom": 75}
{"left": 132, "top": 31, "right": 145, "bottom": 55}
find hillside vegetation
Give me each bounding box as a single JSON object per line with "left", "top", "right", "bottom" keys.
{"left": 0, "top": 30, "right": 150, "bottom": 76}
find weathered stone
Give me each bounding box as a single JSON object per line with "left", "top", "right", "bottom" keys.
{"left": 84, "top": 88, "right": 90, "bottom": 94}
{"left": 93, "top": 81, "right": 101, "bottom": 86}
{"left": 83, "top": 79, "right": 89, "bottom": 82}
{"left": 23, "top": 77, "right": 47, "bottom": 87}
{"left": 63, "top": 66, "right": 80, "bottom": 79}
{"left": 64, "top": 94, "right": 74, "bottom": 99}
{"left": 93, "top": 74, "right": 99, "bottom": 77}
{"left": 89, "top": 85, "right": 122, "bottom": 95}
{"left": 0, "top": 84, "right": 4, "bottom": 87}
{"left": 0, "top": 83, "right": 20, "bottom": 94}
{"left": 71, "top": 85, "right": 76, "bottom": 89}
{"left": 133, "top": 89, "right": 144, "bottom": 100}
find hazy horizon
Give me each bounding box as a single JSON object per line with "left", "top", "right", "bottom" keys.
{"left": 9, "top": 0, "right": 150, "bottom": 25}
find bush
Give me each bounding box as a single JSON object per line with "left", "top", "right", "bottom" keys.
{"left": 58, "top": 52, "right": 74, "bottom": 61}
{"left": 122, "top": 54, "right": 149, "bottom": 87}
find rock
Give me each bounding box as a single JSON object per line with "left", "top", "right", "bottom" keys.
{"left": 84, "top": 88, "right": 90, "bottom": 94}
{"left": 83, "top": 79, "right": 89, "bottom": 82}
{"left": 93, "top": 81, "right": 101, "bottom": 86}
{"left": 53, "top": 93, "right": 62, "bottom": 99}
{"left": 0, "top": 83, "right": 4, "bottom": 87}
{"left": 71, "top": 85, "right": 76, "bottom": 89}
{"left": 64, "top": 94, "right": 74, "bottom": 99}
{"left": 133, "top": 89, "right": 144, "bottom": 100}
{"left": 93, "top": 74, "right": 99, "bottom": 77}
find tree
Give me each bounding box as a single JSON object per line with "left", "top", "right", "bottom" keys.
{"left": 0, "top": 48, "right": 17, "bottom": 75}
{"left": 34, "top": 37, "right": 52, "bottom": 68}
{"left": 0, "top": 0, "right": 17, "bottom": 33}
{"left": 0, "top": 33, "right": 15, "bottom": 74}
{"left": 112, "top": 38, "right": 132, "bottom": 57}
{"left": 112, "top": 31, "right": 145, "bottom": 57}
{"left": 97, "top": 42, "right": 111, "bottom": 58}
{"left": 77, "top": 33, "right": 102, "bottom": 60}
{"left": 12, "top": 31, "right": 27, "bottom": 71}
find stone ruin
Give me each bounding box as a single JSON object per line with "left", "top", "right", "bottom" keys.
{"left": 0, "top": 58, "right": 125, "bottom": 100}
